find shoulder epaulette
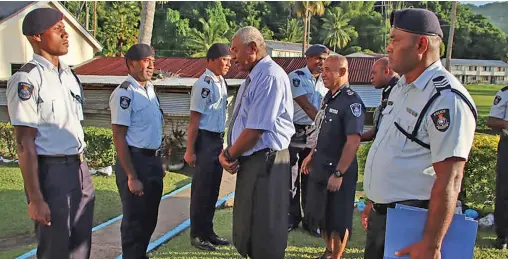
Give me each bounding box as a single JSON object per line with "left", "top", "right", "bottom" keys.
{"left": 18, "top": 63, "right": 37, "bottom": 73}
{"left": 431, "top": 75, "right": 451, "bottom": 90}
{"left": 119, "top": 81, "right": 131, "bottom": 89}
{"left": 501, "top": 86, "right": 508, "bottom": 92}
{"left": 295, "top": 70, "right": 305, "bottom": 76}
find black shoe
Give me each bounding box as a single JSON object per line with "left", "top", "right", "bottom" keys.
{"left": 208, "top": 235, "right": 230, "bottom": 246}
{"left": 191, "top": 237, "right": 216, "bottom": 251}
{"left": 288, "top": 222, "right": 299, "bottom": 232}
{"left": 495, "top": 237, "right": 507, "bottom": 249}
{"left": 303, "top": 224, "right": 321, "bottom": 237}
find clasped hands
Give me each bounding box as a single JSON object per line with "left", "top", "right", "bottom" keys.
{"left": 219, "top": 148, "right": 239, "bottom": 174}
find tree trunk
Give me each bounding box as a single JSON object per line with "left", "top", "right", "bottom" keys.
{"left": 93, "top": 1, "right": 97, "bottom": 37}
{"left": 445, "top": 1, "right": 458, "bottom": 71}
{"left": 303, "top": 14, "right": 308, "bottom": 55}
{"left": 307, "top": 14, "right": 311, "bottom": 46}
{"left": 138, "top": 1, "right": 156, "bottom": 45}
{"left": 85, "top": 1, "right": 89, "bottom": 31}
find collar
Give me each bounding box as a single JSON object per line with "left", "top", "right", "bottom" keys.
{"left": 303, "top": 66, "right": 321, "bottom": 81}
{"left": 126, "top": 74, "right": 152, "bottom": 90}
{"left": 384, "top": 76, "right": 399, "bottom": 93}
{"left": 33, "top": 53, "right": 69, "bottom": 72}
{"left": 326, "top": 82, "right": 349, "bottom": 100}
{"left": 204, "top": 68, "right": 222, "bottom": 84}
{"left": 402, "top": 60, "right": 442, "bottom": 91}
{"left": 248, "top": 55, "right": 272, "bottom": 80}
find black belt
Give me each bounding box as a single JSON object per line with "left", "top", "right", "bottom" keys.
{"left": 199, "top": 129, "right": 224, "bottom": 139}
{"left": 38, "top": 153, "right": 84, "bottom": 162}
{"left": 128, "top": 146, "right": 158, "bottom": 156}
{"left": 294, "top": 123, "right": 314, "bottom": 130}
{"left": 372, "top": 199, "right": 429, "bottom": 215}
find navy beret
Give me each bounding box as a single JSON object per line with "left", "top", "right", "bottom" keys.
{"left": 207, "top": 43, "right": 230, "bottom": 59}
{"left": 125, "top": 44, "right": 155, "bottom": 60}
{"left": 305, "top": 44, "right": 330, "bottom": 57}
{"left": 390, "top": 8, "right": 443, "bottom": 38}
{"left": 22, "top": 8, "right": 63, "bottom": 36}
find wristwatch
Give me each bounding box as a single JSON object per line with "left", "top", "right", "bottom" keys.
{"left": 333, "top": 170, "right": 344, "bottom": 178}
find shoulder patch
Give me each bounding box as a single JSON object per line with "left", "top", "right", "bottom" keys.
{"left": 350, "top": 103, "right": 362, "bottom": 117}
{"left": 17, "top": 63, "right": 37, "bottom": 73}
{"left": 431, "top": 109, "right": 450, "bottom": 132}
{"left": 119, "top": 96, "right": 131, "bottom": 109}
{"left": 204, "top": 76, "right": 212, "bottom": 84}
{"left": 494, "top": 95, "right": 502, "bottom": 105}
{"left": 346, "top": 88, "right": 355, "bottom": 96}
{"left": 501, "top": 86, "right": 508, "bottom": 92}
{"left": 295, "top": 70, "right": 305, "bottom": 76}
{"left": 18, "top": 82, "right": 34, "bottom": 101}
{"left": 119, "top": 81, "right": 131, "bottom": 89}
{"left": 201, "top": 88, "right": 210, "bottom": 98}
{"left": 432, "top": 75, "right": 451, "bottom": 89}
{"left": 292, "top": 78, "right": 300, "bottom": 87}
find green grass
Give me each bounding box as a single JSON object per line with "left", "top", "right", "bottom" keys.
{"left": 465, "top": 84, "right": 504, "bottom": 117}
{"left": 0, "top": 163, "right": 190, "bottom": 257}
{"left": 151, "top": 207, "right": 508, "bottom": 259}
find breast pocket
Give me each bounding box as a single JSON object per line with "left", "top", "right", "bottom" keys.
{"left": 394, "top": 108, "right": 427, "bottom": 152}
{"left": 39, "top": 98, "right": 63, "bottom": 125}
{"left": 69, "top": 90, "right": 84, "bottom": 121}
{"left": 131, "top": 101, "right": 152, "bottom": 125}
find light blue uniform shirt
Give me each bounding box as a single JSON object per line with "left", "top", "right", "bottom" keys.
{"left": 189, "top": 69, "right": 228, "bottom": 133}
{"left": 6, "top": 54, "right": 85, "bottom": 155}
{"left": 109, "top": 75, "right": 164, "bottom": 150}
{"left": 229, "top": 55, "right": 295, "bottom": 156}
{"left": 288, "top": 66, "right": 328, "bottom": 125}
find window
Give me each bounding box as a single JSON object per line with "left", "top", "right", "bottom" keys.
{"left": 10, "top": 64, "right": 23, "bottom": 75}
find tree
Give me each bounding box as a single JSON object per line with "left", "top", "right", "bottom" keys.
{"left": 97, "top": 2, "right": 141, "bottom": 56}
{"left": 139, "top": 1, "right": 156, "bottom": 44}
{"left": 295, "top": 1, "right": 328, "bottom": 54}
{"left": 279, "top": 18, "right": 304, "bottom": 43}
{"left": 320, "top": 7, "right": 357, "bottom": 52}
{"left": 152, "top": 8, "right": 193, "bottom": 57}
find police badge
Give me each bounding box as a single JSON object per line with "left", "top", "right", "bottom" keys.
{"left": 350, "top": 103, "right": 362, "bottom": 117}
{"left": 201, "top": 88, "right": 210, "bottom": 98}
{"left": 431, "top": 109, "right": 450, "bottom": 132}
{"left": 292, "top": 78, "right": 300, "bottom": 87}
{"left": 120, "top": 96, "right": 131, "bottom": 109}
{"left": 18, "top": 82, "right": 34, "bottom": 101}
{"left": 494, "top": 95, "right": 502, "bottom": 105}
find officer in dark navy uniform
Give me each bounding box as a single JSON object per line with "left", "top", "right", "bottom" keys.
{"left": 109, "top": 44, "right": 164, "bottom": 259}
{"left": 302, "top": 55, "right": 365, "bottom": 259}
{"left": 185, "top": 43, "right": 231, "bottom": 251}
{"left": 6, "top": 8, "right": 94, "bottom": 259}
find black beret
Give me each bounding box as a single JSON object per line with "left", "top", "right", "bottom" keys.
{"left": 206, "top": 43, "right": 230, "bottom": 59}
{"left": 125, "top": 44, "right": 155, "bottom": 60}
{"left": 305, "top": 44, "right": 330, "bottom": 57}
{"left": 22, "top": 8, "right": 63, "bottom": 36}
{"left": 390, "top": 8, "right": 443, "bottom": 38}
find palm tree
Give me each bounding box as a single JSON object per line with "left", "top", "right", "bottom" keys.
{"left": 295, "top": 1, "right": 329, "bottom": 54}
{"left": 280, "top": 18, "right": 304, "bottom": 43}
{"left": 138, "top": 1, "right": 156, "bottom": 44}
{"left": 187, "top": 18, "right": 229, "bottom": 57}
{"left": 320, "top": 7, "right": 358, "bottom": 52}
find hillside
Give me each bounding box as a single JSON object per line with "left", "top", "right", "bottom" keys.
{"left": 468, "top": 1, "right": 508, "bottom": 34}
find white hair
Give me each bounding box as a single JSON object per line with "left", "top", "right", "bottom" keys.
{"left": 233, "top": 26, "right": 266, "bottom": 50}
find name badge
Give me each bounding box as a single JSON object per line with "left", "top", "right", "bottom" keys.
{"left": 329, "top": 108, "right": 338, "bottom": 114}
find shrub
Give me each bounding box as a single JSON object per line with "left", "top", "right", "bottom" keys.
{"left": 357, "top": 141, "right": 372, "bottom": 176}
{"left": 462, "top": 134, "right": 499, "bottom": 213}
{"left": 83, "top": 127, "right": 116, "bottom": 168}
{"left": 0, "top": 122, "right": 16, "bottom": 158}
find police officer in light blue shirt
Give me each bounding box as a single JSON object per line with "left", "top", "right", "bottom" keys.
{"left": 287, "top": 44, "right": 329, "bottom": 236}
{"left": 6, "top": 8, "right": 95, "bottom": 259}
{"left": 185, "top": 43, "right": 231, "bottom": 251}
{"left": 219, "top": 26, "right": 295, "bottom": 259}
{"left": 109, "top": 43, "right": 164, "bottom": 259}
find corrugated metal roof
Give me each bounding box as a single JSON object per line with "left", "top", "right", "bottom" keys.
{"left": 75, "top": 56, "right": 379, "bottom": 84}
{"left": 442, "top": 58, "right": 508, "bottom": 67}
{"left": 350, "top": 85, "right": 382, "bottom": 108}
{"left": 77, "top": 75, "right": 245, "bottom": 87}
{"left": 266, "top": 40, "right": 303, "bottom": 52}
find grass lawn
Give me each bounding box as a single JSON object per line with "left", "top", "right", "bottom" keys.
{"left": 0, "top": 163, "right": 190, "bottom": 257}
{"left": 465, "top": 84, "right": 504, "bottom": 117}
{"left": 151, "top": 207, "right": 508, "bottom": 259}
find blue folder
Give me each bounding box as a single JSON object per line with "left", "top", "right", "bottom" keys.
{"left": 384, "top": 205, "right": 478, "bottom": 259}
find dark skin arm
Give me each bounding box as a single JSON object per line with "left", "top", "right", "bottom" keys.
{"left": 486, "top": 117, "right": 508, "bottom": 131}
{"left": 361, "top": 128, "right": 375, "bottom": 142}
{"left": 112, "top": 124, "right": 144, "bottom": 196}
{"left": 295, "top": 95, "right": 318, "bottom": 121}
{"left": 219, "top": 129, "right": 263, "bottom": 174}
{"left": 15, "top": 126, "right": 51, "bottom": 226}
{"left": 184, "top": 111, "right": 202, "bottom": 167}
{"left": 327, "top": 134, "right": 362, "bottom": 191}
{"left": 396, "top": 157, "right": 465, "bottom": 258}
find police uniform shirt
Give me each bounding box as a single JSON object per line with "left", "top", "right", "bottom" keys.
{"left": 289, "top": 66, "right": 328, "bottom": 125}
{"left": 364, "top": 61, "right": 476, "bottom": 204}
{"left": 189, "top": 69, "right": 228, "bottom": 133}
{"left": 373, "top": 76, "right": 399, "bottom": 132}
{"left": 109, "top": 75, "right": 163, "bottom": 150}
{"left": 312, "top": 85, "right": 365, "bottom": 179}
{"left": 489, "top": 86, "right": 508, "bottom": 131}
{"left": 230, "top": 55, "right": 295, "bottom": 156}
{"left": 6, "top": 54, "right": 85, "bottom": 155}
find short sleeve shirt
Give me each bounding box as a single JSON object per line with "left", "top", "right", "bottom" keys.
{"left": 6, "top": 54, "right": 85, "bottom": 155}
{"left": 288, "top": 66, "right": 328, "bottom": 125}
